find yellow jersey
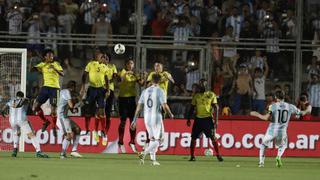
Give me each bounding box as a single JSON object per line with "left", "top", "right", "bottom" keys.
{"left": 191, "top": 91, "right": 218, "bottom": 118}
{"left": 35, "top": 61, "right": 63, "bottom": 88}
{"left": 118, "top": 69, "right": 139, "bottom": 97}
{"left": 85, "top": 60, "right": 108, "bottom": 88}
{"left": 147, "top": 71, "right": 172, "bottom": 96}
{"left": 105, "top": 63, "right": 117, "bottom": 91}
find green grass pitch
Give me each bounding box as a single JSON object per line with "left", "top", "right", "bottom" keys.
{"left": 0, "top": 152, "right": 319, "bottom": 180}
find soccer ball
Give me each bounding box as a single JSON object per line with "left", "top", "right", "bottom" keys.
{"left": 114, "top": 43, "right": 125, "bottom": 55}
{"left": 204, "top": 148, "right": 213, "bottom": 156}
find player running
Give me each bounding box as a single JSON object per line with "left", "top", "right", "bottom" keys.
{"left": 250, "top": 90, "right": 301, "bottom": 168}
{"left": 117, "top": 58, "right": 145, "bottom": 153}
{"left": 131, "top": 74, "right": 174, "bottom": 166}
{"left": 32, "top": 49, "right": 64, "bottom": 137}
{"left": 80, "top": 48, "right": 109, "bottom": 146}
{"left": 187, "top": 82, "right": 223, "bottom": 162}
{"left": 57, "top": 81, "right": 83, "bottom": 159}
{"left": 1, "top": 91, "right": 48, "bottom": 158}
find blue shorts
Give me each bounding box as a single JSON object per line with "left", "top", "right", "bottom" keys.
{"left": 84, "top": 87, "right": 106, "bottom": 109}
{"left": 36, "top": 86, "right": 59, "bottom": 106}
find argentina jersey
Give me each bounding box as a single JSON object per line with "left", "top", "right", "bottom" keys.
{"left": 7, "top": 98, "right": 28, "bottom": 126}
{"left": 268, "top": 101, "right": 300, "bottom": 132}
{"left": 139, "top": 85, "right": 166, "bottom": 126}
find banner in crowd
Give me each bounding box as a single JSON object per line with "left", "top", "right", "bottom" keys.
{"left": 0, "top": 116, "right": 319, "bottom": 157}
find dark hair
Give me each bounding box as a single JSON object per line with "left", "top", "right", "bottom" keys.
{"left": 300, "top": 92, "right": 309, "bottom": 98}
{"left": 125, "top": 58, "right": 134, "bottom": 65}
{"left": 16, "top": 91, "right": 24, "bottom": 98}
{"left": 42, "top": 48, "right": 54, "bottom": 57}
{"left": 152, "top": 73, "right": 161, "bottom": 84}
{"left": 274, "top": 90, "right": 285, "bottom": 100}
{"left": 67, "top": 80, "right": 76, "bottom": 89}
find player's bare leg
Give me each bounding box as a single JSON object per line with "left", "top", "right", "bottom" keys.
{"left": 27, "top": 132, "right": 49, "bottom": 158}
{"left": 61, "top": 133, "right": 72, "bottom": 159}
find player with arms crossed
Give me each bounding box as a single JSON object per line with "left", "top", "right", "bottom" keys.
{"left": 32, "top": 49, "right": 64, "bottom": 136}
{"left": 187, "top": 82, "right": 223, "bottom": 162}
{"left": 1, "top": 91, "right": 48, "bottom": 158}
{"left": 250, "top": 90, "right": 301, "bottom": 168}
{"left": 57, "top": 81, "right": 83, "bottom": 158}
{"left": 131, "top": 74, "right": 174, "bottom": 166}
{"left": 80, "top": 48, "right": 109, "bottom": 146}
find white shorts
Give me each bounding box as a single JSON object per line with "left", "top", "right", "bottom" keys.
{"left": 57, "top": 115, "right": 73, "bottom": 134}
{"left": 262, "top": 127, "right": 287, "bottom": 147}
{"left": 11, "top": 121, "right": 33, "bottom": 135}
{"left": 145, "top": 121, "right": 164, "bottom": 140}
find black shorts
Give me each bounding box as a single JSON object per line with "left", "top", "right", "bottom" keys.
{"left": 191, "top": 117, "right": 215, "bottom": 139}
{"left": 105, "top": 90, "right": 114, "bottom": 118}
{"left": 118, "top": 96, "right": 136, "bottom": 120}
{"left": 36, "top": 86, "right": 59, "bottom": 106}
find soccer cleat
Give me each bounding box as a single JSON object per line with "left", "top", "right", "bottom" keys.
{"left": 216, "top": 155, "right": 224, "bottom": 162}
{"left": 129, "top": 143, "right": 137, "bottom": 153}
{"left": 102, "top": 135, "right": 108, "bottom": 146}
{"left": 11, "top": 148, "right": 18, "bottom": 157}
{"left": 93, "top": 131, "right": 99, "bottom": 143}
{"left": 151, "top": 161, "right": 160, "bottom": 166}
{"left": 60, "top": 153, "right": 67, "bottom": 159}
{"left": 188, "top": 156, "right": 196, "bottom": 161}
{"left": 52, "top": 127, "right": 57, "bottom": 137}
{"left": 276, "top": 157, "right": 283, "bottom": 168}
{"left": 138, "top": 152, "right": 145, "bottom": 165}
{"left": 258, "top": 162, "right": 265, "bottom": 168}
{"left": 119, "top": 144, "right": 126, "bottom": 153}
{"left": 70, "top": 151, "right": 83, "bottom": 158}
{"left": 36, "top": 151, "right": 49, "bottom": 158}
{"left": 41, "top": 121, "right": 50, "bottom": 132}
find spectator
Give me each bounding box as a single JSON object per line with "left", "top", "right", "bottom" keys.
{"left": 220, "top": 61, "right": 234, "bottom": 107}
{"left": 185, "top": 56, "right": 200, "bottom": 91}
{"left": 252, "top": 67, "right": 268, "bottom": 114}
{"left": 62, "top": 0, "right": 79, "bottom": 17}
{"left": 58, "top": 5, "right": 75, "bottom": 54}
{"left": 6, "top": 2, "right": 23, "bottom": 35}
{"left": 240, "top": 20, "right": 258, "bottom": 38}
{"left": 190, "top": 16, "right": 200, "bottom": 36}
{"left": 80, "top": 0, "right": 99, "bottom": 34}
{"left": 173, "top": 0, "right": 186, "bottom": 16}
{"left": 226, "top": 6, "right": 243, "bottom": 40}
{"left": 261, "top": 20, "right": 281, "bottom": 80}
{"left": 40, "top": 3, "right": 54, "bottom": 31}
{"left": 168, "top": 16, "right": 193, "bottom": 62}
{"left": 230, "top": 64, "right": 253, "bottom": 115}
{"left": 283, "top": 84, "right": 292, "bottom": 103}
{"left": 92, "top": 14, "right": 112, "bottom": 48}
{"left": 179, "top": 84, "right": 189, "bottom": 96}
{"left": 144, "top": 0, "right": 156, "bottom": 24}
{"left": 296, "top": 93, "right": 312, "bottom": 116}
{"left": 151, "top": 11, "right": 169, "bottom": 37}
{"left": 8, "top": 76, "right": 20, "bottom": 98}
{"left": 306, "top": 56, "right": 320, "bottom": 80}
{"left": 209, "top": 32, "right": 222, "bottom": 65}
{"left": 103, "top": 0, "right": 120, "bottom": 33}
{"left": 308, "top": 73, "right": 320, "bottom": 116}
{"left": 281, "top": 9, "right": 297, "bottom": 39}
{"left": 249, "top": 49, "right": 268, "bottom": 74}
{"left": 189, "top": 0, "right": 203, "bottom": 24}
{"left": 205, "top": 0, "right": 221, "bottom": 36}
{"left": 45, "top": 17, "right": 58, "bottom": 51}
{"left": 62, "top": 58, "right": 81, "bottom": 88}
{"left": 221, "top": 26, "right": 237, "bottom": 69}
{"left": 0, "top": 0, "right": 6, "bottom": 32}
{"left": 23, "top": 13, "right": 44, "bottom": 51}
{"left": 212, "top": 66, "right": 224, "bottom": 98}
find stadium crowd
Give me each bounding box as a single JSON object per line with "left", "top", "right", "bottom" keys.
{"left": 0, "top": 0, "right": 319, "bottom": 117}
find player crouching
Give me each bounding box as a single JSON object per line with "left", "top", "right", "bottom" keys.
{"left": 1, "top": 91, "right": 48, "bottom": 158}
{"left": 57, "top": 81, "right": 82, "bottom": 159}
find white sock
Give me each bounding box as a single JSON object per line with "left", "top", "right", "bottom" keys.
{"left": 62, "top": 138, "right": 70, "bottom": 154}
{"left": 144, "top": 141, "right": 159, "bottom": 156}
{"left": 13, "top": 134, "right": 19, "bottom": 149}
{"left": 259, "top": 144, "right": 266, "bottom": 164}
{"left": 31, "top": 136, "right": 41, "bottom": 152}
{"left": 277, "top": 145, "right": 286, "bottom": 158}
{"left": 72, "top": 135, "right": 80, "bottom": 152}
